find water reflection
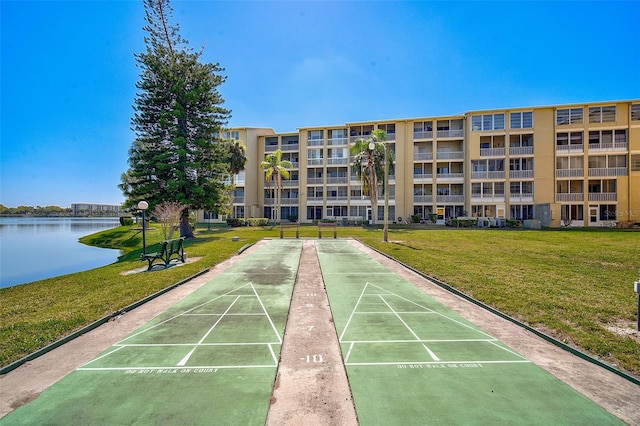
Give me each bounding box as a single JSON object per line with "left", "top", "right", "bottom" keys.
{"left": 0, "top": 217, "right": 122, "bottom": 288}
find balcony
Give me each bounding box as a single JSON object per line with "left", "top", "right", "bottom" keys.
{"left": 436, "top": 173, "right": 464, "bottom": 181}
{"left": 480, "top": 148, "right": 506, "bottom": 157}
{"left": 414, "top": 152, "right": 433, "bottom": 161}
{"left": 437, "top": 129, "right": 464, "bottom": 138}
{"left": 556, "top": 144, "right": 584, "bottom": 153}
{"left": 283, "top": 180, "right": 299, "bottom": 187}
{"left": 588, "top": 192, "right": 617, "bottom": 202}
{"left": 413, "top": 195, "right": 433, "bottom": 203}
{"left": 588, "top": 142, "right": 628, "bottom": 152}
{"left": 588, "top": 167, "right": 627, "bottom": 177}
{"left": 413, "top": 173, "right": 433, "bottom": 181}
{"left": 471, "top": 171, "right": 505, "bottom": 180}
{"left": 436, "top": 194, "right": 464, "bottom": 203}
{"left": 265, "top": 145, "right": 278, "bottom": 152}
{"left": 307, "top": 158, "right": 324, "bottom": 166}
{"left": 308, "top": 139, "right": 324, "bottom": 147}
{"left": 281, "top": 143, "right": 299, "bottom": 152}
{"left": 555, "top": 169, "right": 584, "bottom": 178}
{"left": 281, "top": 198, "right": 299, "bottom": 205}
{"left": 556, "top": 193, "right": 584, "bottom": 202}
{"left": 307, "top": 177, "right": 323, "bottom": 185}
{"left": 327, "top": 157, "right": 348, "bottom": 165}
{"left": 437, "top": 151, "right": 464, "bottom": 160}
{"left": 509, "top": 146, "right": 534, "bottom": 156}
{"left": 509, "top": 170, "right": 534, "bottom": 179}
{"left": 413, "top": 131, "right": 433, "bottom": 140}
{"left": 328, "top": 137, "right": 347, "bottom": 146}
{"left": 509, "top": 193, "right": 534, "bottom": 202}
{"left": 327, "top": 176, "right": 348, "bottom": 184}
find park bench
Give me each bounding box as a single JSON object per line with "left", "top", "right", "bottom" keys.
{"left": 279, "top": 223, "right": 300, "bottom": 239}
{"left": 142, "top": 237, "right": 186, "bottom": 270}
{"left": 317, "top": 222, "right": 337, "bottom": 239}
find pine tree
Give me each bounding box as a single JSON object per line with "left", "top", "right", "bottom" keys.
{"left": 121, "top": 0, "right": 231, "bottom": 238}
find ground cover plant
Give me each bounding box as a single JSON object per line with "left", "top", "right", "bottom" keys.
{"left": 0, "top": 225, "right": 638, "bottom": 379}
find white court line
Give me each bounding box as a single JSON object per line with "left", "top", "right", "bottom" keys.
{"left": 340, "top": 339, "right": 498, "bottom": 344}
{"left": 77, "top": 364, "right": 277, "bottom": 372}
{"left": 487, "top": 340, "right": 528, "bottom": 359}
{"left": 339, "top": 282, "right": 371, "bottom": 342}
{"left": 344, "top": 342, "right": 355, "bottom": 364}
{"left": 176, "top": 295, "right": 241, "bottom": 366}
{"left": 116, "top": 283, "right": 254, "bottom": 344}
{"left": 80, "top": 346, "right": 126, "bottom": 368}
{"left": 267, "top": 343, "right": 278, "bottom": 364}
{"left": 378, "top": 294, "right": 440, "bottom": 361}
{"left": 368, "top": 283, "right": 495, "bottom": 339}
{"left": 345, "top": 360, "right": 532, "bottom": 367}
{"left": 114, "top": 342, "right": 281, "bottom": 347}
{"left": 250, "top": 282, "right": 283, "bottom": 344}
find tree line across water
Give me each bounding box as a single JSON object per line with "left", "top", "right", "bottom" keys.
{"left": 0, "top": 205, "right": 72, "bottom": 216}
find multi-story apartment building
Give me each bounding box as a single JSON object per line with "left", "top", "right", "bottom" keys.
{"left": 71, "top": 203, "right": 122, "bottom": 217}
{"left": 199, "top": 100, "right": 640, "bottom": 228}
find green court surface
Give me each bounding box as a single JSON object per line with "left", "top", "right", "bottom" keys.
{"left": 315, "top": 240, "right": 622, "bottom": 425}
{"left": 1, "top": 240, "right": 303, "bottom": 425}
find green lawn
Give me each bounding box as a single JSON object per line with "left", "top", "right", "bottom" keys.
{"left": 1, "top": 224, "right": 638, "bottom": 378}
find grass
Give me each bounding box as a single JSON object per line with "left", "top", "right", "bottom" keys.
{"left": 1, "top": 224, "right": 638, "bottom": 378}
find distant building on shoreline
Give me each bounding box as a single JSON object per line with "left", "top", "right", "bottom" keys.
{"left": 71, "top": 203, "right": 122, "bottom": 217}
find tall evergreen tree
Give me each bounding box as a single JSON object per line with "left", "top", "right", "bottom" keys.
{"left": 120, "top": 0, "right": 231, "bottom": 238}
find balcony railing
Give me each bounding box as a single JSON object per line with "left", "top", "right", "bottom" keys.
{"left": 470, "top": 194, "right": 505, "bottom": 202}
{"left": 327, "top": 158, "right": 348, "bottom": 165}
{"left": 307, "top": 177, "right": 323, "bottom": 185}
{"left": 509, "top": 170, "right": 534, "bottom": 179}
{"left": 281, "top": 198, "right": 299, "bottom": 205}
{"left": 556, "top": 144, "right": 584, "bottom": 153}
{"left": 283, "top": 180, "right": 299, "bottom": 187}
{"left": 436, "top": 194, "right": 464, "bottom": 203}
{"left": 265, "top": 145, "right": 278, "bottom": 152}
{"left": 414, "top": 152, "right": 433, "bottom": 161}
{"left": 307, "top": 158, "right": 324, "bottom": 166}
{"left": 437, "top": 129, "right": 464, "bottom": 138}
{"left": 556, "top": 193, "right": 584, "bottom": 202}
{"left": 326, "top": 196, "right": 348, "bottom": 202}
{"left": 326, "top": 177, "right": 348, "bottom": 184}
{"left": 436, "top": 173, "right": 464, "bottom": 180}
{"left": 509, "top": 193, "right": 534, "bottom": 202}
{"left": 588, "top": 142, "right": 628, "bottom": 152}
{"left": 588, "top": 192, "right": 617, "bottom": 202}
{"left": 413, "top": 195, "right": 433, "bottom": 203}
{"left": 480, "top": 148, "right": 506, "bottom": 157}
{"left": 413, "top": 173, "right": 433, "bottom": 180}
{"left": 588, "top": 167, "right": 627, "bottom": 177}
{"left": 509, "top": 146, "right": 534, "bottom": 156}
{"left": 556, "top": 169, "right": 584, "bottom": 178}
{"left": 471, "top": 171, "right": 505, "bottom": 180}
{"left": 233, "top": 197, "right": 244, "bottom": 204}
{"left": 308, "top": 139, "right": 324, "bottom": 147}
{"left": 437, "top": 151, "right": 464, "bottom": 160}
{"left": 413, "top": 131, "right": 433, "bottom": 140}
{"left": 281, "top": 144, "right": 299, "bottom": 152}
{"left": 328, "top": 137, "right": 348, "bottom": 146}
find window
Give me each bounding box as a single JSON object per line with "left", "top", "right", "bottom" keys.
{"left": 471, "top": 113, "right": 505, "bottom": 131}
{"left": 556, "top": 132, "right": 583, "bottom": 147}
{"left": 328, "top": 129, "right": 347, "bottom": 139}
{"left": 589, "top": 106, "right": 616, "bottom": 123}
{"left": 631, "top": 155, "right": 640, "bottom": 171}
{"left": 556, "top": 108, "right": 583, "bottom": 125}
{"left": 631, "top": 104, "right": 640, "bottom": 121}
{"left": 308, "top": 130, "right": 323, "bottom": 140}
{"left": 510, "top": 111, "right": 533, "bottom": 129}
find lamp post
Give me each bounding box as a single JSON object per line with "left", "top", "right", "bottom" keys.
{"left": 138, "top": 201, "right": 149, "bottom": 257}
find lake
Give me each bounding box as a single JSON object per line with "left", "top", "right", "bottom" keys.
{"left": 0, "top": 217, "right": 122, "bottom": 289}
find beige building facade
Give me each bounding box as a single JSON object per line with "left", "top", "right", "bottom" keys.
{"left": 199, "top": 99, "right": 640, "bottom": 228}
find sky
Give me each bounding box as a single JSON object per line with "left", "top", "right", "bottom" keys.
{"left": 1, "top": 1, "right": 639, "bottom": 208}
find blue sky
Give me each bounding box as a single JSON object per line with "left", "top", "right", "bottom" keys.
{"left": 1, "top": 1, "right": 639, "bottom": 207}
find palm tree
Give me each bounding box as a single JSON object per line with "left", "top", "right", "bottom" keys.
{"left": 350, "top": 129, "right": 392, "bottom": 236}
{"left": 227, "top": 139, "right": 247, "bottom": 186}
{"left": 260, "top": 149, "right": 293, "bottom": 222}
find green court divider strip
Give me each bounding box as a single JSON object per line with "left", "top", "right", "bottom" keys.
{"left": 358, "top": 239, "right": 640, "bottom": 387}
{"left": 0, "top": 268, "right": 210, "bottom": 376}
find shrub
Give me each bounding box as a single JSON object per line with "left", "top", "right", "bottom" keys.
{"left": 119, "top": 216, "right": 134, "bottom": 226}
{"left": 226, "top": 218, "right": 246, "bottom": 227}
{"left": 247, "top": 218, "right": 269, "bottom": 227}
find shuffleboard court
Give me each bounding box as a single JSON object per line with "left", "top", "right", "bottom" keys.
{"left": 316, "top": 240, "right": 622, "bottom": 425}
{"left": 1, "top": 240, "right": 303, "bottom": 425}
